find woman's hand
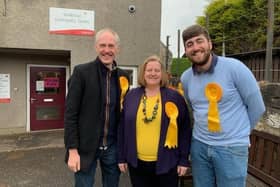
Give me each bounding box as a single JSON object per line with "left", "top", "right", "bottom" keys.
{"left": 118, "top": 163, "right": 128, "bottom": 173}
{"left": 177, "top": 166, "right": 189, "bottom": 176}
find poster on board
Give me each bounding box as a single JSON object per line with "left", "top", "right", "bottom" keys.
{"left": 0, "top": 74, "right": 11, "bottom": 103}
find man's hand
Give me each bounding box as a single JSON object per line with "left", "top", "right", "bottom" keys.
{"left": 67, "top": 149, "right": 80, "bottom": 172}
{"left": 118, "top": 163, "right": 128, "bottom": 173}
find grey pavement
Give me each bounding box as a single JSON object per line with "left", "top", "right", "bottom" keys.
{"left": 0, "top": 130, "right": 64, "bottom": 153}
{"left": 0, "top": 130, "right": 131, "bottom": 187}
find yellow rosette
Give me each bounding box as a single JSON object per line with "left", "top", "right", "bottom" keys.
{"left": 119, "top": 76, "right": 129, "bottom": 110}
{"left": 177, "top": 82, "right": 184, "bottom": 96}
{"left": 205, "top": 83, "right": 223, "bottom": 132}
{"left": 164, "top": 102, "right": 178, "bottom": 149}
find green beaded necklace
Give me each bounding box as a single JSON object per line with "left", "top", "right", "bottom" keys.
{"left": 142, "top": 92, "right": 160, "bottom": 123}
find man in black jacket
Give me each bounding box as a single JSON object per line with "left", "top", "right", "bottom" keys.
{"left": 64, "top": 28, "right": 130, "bottom": 187}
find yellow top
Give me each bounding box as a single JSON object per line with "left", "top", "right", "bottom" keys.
{"left": 136, "top": 93, "right": 162, "bottom": 161}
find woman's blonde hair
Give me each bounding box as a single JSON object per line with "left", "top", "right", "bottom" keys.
{"left": 138, "top": 55, "right": 168, "bottom": 87}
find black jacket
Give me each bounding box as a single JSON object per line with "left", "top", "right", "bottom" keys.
{"left": 64, "top": 57, "right": 129, "bottom": 171}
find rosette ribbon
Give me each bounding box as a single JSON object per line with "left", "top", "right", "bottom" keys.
{"left": 205, "top": 83, "right": 223, "bottom": 132}
{"left": 177, "top": 82, "right": 184, "bottom": 96}
{"left": 119, "top": 76, "right": 129, "bottom": 110}
{"left": 164, "top": 102, "right": 178, "bottom": 149}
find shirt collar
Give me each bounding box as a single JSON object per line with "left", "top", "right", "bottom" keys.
{"left": 97, "top": 57, "right": 117, "bottom": 73}
{"left": 192, "top": 53, "right": 218, "bottom": 74}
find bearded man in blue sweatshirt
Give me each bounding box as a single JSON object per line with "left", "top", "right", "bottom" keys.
{"left": 180, "top": 24, "right": 265, "bottom": 187}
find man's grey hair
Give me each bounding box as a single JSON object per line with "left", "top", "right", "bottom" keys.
{"left": 95, "top": 28, "right": 120, "bottom": 47}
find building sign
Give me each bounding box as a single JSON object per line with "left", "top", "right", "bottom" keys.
{"left": 0, "top": 74, "right": 11, "bottom": 103}
{"left": 49, "top": 7, "right": 95, "bottom": 36}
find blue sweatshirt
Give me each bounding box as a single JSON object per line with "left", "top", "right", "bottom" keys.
{"left": 181, "top": 55, "right": 265, "bottom": 146}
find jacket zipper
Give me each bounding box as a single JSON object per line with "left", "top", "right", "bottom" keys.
{"left": 103, "top": 71, "right": 111, "bottom": 147}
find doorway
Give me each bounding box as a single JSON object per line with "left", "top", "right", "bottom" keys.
{"left": 28, "top": 66, "right": 67, "bottom": 131}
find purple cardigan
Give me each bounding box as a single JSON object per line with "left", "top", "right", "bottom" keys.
{"left": 118, "top": 87, "right": 192, "bottom": 174}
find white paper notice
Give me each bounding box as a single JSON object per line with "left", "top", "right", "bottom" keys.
{"left": 0, "top": 74, "right": 11, "bottom": 103}
{"left": 36, "top": 80, "right": 45, "bottom": 92}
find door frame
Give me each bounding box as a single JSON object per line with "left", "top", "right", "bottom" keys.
{"left": 26, "top": 64, "right": 70, "bottom": 132}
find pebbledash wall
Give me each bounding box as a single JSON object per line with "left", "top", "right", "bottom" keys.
{"left": 0, "top": 0, "right": 161, "bottom": 134}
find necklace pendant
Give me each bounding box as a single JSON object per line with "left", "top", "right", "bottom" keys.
{"left": 143, "top": 118, "right": 150, "bottom": 124}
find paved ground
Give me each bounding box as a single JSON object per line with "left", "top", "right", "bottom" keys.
{"left": 0, "top": 130, "right": 131, "bottom": 187}
{"left": 0, "top": 130, "right": 261, "bottom": 187}
{"left": 0, "top": 130, "right": 64, "bottom": 153}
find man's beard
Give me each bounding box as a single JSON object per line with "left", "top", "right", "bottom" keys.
{"left": 191, "top": 50, "right": 211, "bottom": 67}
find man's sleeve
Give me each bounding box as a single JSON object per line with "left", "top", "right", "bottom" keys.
{"left": 64, "top": 67, "right": 83, "bottom": 149}
{"left": 234, "top": 62, "right": 266, "bottom": 130}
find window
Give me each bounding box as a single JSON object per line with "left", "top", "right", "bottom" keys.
{"left": 119, "top": 66, "right": 138, "bottom": 88}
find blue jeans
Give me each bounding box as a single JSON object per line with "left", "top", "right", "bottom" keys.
{"left": 74, "top": 143, "right": 120, "bottom": 187}
{"left": 191, "top": 139, "right": 248, "bottom": 187}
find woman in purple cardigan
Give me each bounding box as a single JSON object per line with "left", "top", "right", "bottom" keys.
{"left": 117, "top": 55, "right": 192, "bottom": 187}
